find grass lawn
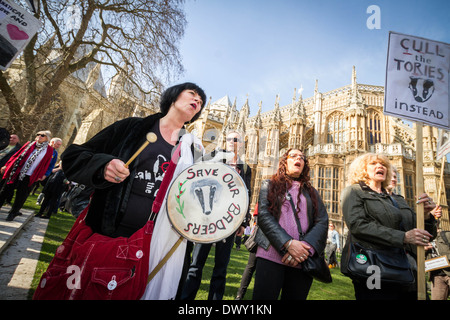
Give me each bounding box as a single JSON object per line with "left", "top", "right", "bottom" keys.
{"left": 24, "top": 191, "right": 355, "bottom": 300}
{"left": 193, "top": 246, "right": 355, "bottom": 300}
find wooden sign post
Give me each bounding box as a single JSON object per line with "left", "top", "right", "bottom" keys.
{"left": 415, "top": 122, "right": 426, "bottom": 300}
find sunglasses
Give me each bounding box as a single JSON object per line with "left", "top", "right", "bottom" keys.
{"left": 287, "top": 153, "right": 306, "bottom": 161}
{"left": 226, "top": 137, "right": 241, "bottom": 142}
{"left": 36, "top": 134, "right": 47, "bottom": 137}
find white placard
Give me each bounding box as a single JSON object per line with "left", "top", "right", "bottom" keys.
{"left": 384, "top": 31, "right": 450, "bottom": 130}
{"left": 425, "top": 255, "right": 450, "bottom": 272}
{"left": 0, "top": 0, "right": 42, "bottom": 70}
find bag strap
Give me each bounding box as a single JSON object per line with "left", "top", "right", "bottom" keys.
{"left": 388, "top": 194, "right": 400, "bottom": 209}
{"left": 149, "top": 143, "right": 182, "bottom": 221}
{"left": 147, "top": 236, "right": 183, "bottom": 284}
{"left": 287, "top": 192, "right": 305, "bottom": 240}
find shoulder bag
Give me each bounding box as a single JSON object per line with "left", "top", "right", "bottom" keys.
{"left": 33, "top": 151, "right": 179, "bottom": 300}
{"left": 342, "top": 195, "right": 415, "bottom": 286}
{"left": 344, "top": 235, "right": 415, "bottom": 285}
{"left": 244, "top": 225, "right": 258, "bottom": 253}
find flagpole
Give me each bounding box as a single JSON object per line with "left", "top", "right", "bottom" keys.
{"left": 415, "top": 122, "right": 426, "bottom": 300}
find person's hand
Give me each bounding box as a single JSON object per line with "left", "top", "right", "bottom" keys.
{"left": 236, "top": 226, "right": 244, "bottom": 237}
{"left": 281, "top": 239, "right": 311, "bottom": 267}
{"left": 104, "top": 159, "right": 130, "bottom": 183}
{"left": 416, "top": 193, "right": 436, "bottom": 215}
{"left": 404, "top": 228, "right": 433, "bottom": 246}
{"left": 431, "top": 205, "right": 442, "bottom": 219}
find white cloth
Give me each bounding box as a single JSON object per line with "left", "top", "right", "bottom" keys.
{"left": 141, "top": 133, "right": 204, "bottom": 300}
{"left": 21, "top": 146, "right": 47, "bottom": 177}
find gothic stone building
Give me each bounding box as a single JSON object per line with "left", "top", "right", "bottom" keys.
{"left": 2, "top": 61, "right": 449, "bottom": 231}
{"left": 190, "top": 66, "right": 450, "bottom": 232}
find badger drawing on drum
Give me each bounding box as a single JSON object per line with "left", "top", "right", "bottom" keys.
{"left": 190, "top": 179, "right": 222, "bottom": 216}
{"left": 167, "top": 162, "right": 249, "bottom": 243}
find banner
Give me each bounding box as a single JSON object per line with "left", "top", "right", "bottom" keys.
{"left": 0, "top": 0, "right": 42, "bottom": 71}
{"left": 384, "top": 31, "right": 450, "bottom": 130}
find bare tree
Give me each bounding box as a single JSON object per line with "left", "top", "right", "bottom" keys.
{"left": 0, "top": 0, "right": 186, "bottom": 139}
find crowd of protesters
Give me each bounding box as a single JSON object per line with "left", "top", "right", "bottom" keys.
{"left": 1, "top": 84, "right": 449, "bottom": 301}
{"left": 0, "top": 128, "right": 88, "bottom": 221}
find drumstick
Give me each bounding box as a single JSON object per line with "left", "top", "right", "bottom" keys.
{"left": 124, "top": 132, "right": 157, "bottom": 167}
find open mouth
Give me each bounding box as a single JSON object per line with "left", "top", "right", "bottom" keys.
{"left": 294, "top": 161, "right": 302, "bottom": 167}
{"left": 375, "top": 169, "right": 385, "bottom": 176}
{"left": 190, "top": 103, "right": 197, "bottom": 109}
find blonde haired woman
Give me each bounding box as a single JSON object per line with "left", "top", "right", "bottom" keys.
{"left": 341, "top": 153, "right": 438, "bottom": 300}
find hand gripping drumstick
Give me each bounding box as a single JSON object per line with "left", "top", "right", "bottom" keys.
{"left": 124, "top": 132, "right": 157, "bottom": 168}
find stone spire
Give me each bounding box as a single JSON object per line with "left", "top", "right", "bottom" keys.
{"left": 86, "top": 61, "right": 102, "bottom": 89}
{"left": 237, "top": 95, "right": 250, "bottom": 131}
{"left": 347, "top": 65, "right": 364, "bottom": 107}
{"left": 273, "top": 94, "right": 282, "bottom": 123}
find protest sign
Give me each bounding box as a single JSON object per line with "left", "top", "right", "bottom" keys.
{"left": 0, "top": 0, "right": 42, "bottom": 71}
{"left": 384, "top": 31, "right": 450, "bottom": 130}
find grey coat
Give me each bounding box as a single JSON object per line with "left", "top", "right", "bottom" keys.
{"left": 340, "top": 183, "right": 437, "bottom": 271}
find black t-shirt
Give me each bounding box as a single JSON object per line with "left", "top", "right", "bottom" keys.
{"left": 115, "top": 120, "right": 174, "bottom": 237}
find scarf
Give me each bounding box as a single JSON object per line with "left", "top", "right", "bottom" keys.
{"left": 18, "top": 141, "right": 49, "bottom": 180}
{"left": 7, "top": 141, "right": 48, "bottom": 183}
{"left": 141, "top": 133, "right": 204, "bottom": 300}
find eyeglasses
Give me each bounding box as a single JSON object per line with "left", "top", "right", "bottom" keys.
{"left": 226, "top": 137, "right": 241, "bottom": 142}
{"left": 36, "top": 134, "right": 46, "bottom": 137}
{"left": 287, "top": 153, "right": 306, "bottom": 161}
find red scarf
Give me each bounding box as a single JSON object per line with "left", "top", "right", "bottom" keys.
{"left": 3, "top": 141, "right": 54, "bottom": 186}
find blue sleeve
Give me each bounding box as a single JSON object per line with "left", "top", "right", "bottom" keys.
{"left": 45, "top": 150, "right": 58, "bottom": 176}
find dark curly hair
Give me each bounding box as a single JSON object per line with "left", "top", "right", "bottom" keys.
{"left": 159, "top": 82, "right": 207, "bottom": 123}
{"left": 267, "top": 148, "right": 318, "bottom": 220}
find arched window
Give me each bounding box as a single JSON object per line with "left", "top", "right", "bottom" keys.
{"left": 326, "top": 113, "right": 345, "bottom": 144}
{"left": 368, "top": 110, "right": 382, "bottom": 145}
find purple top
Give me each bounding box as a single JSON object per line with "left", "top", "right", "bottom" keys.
{"left": 256, "top": 181, "right": 315, "bottom": 268}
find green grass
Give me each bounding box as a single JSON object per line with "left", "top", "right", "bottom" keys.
{"left": 22, "top": 193, "right": 355, "bottom": 300}
{"left": 192, "top": 246, "right": 355, "bottom": 300}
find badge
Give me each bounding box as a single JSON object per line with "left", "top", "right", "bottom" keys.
{"left": 107, "top": 276, "right": 117, "bottom": 291}
{"left": 356, "top": 253, "right": 368, "bottom": 264}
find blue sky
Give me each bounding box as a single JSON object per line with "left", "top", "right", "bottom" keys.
{"left": 176, "top": 0, "right": 450, "bottom": 116}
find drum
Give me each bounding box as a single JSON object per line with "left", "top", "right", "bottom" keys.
{"left": 166, "top": 162, "right": 249, "bottom": 243}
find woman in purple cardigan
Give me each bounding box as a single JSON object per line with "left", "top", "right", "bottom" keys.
{"left": 252, "top": 148, "right": 329, "bottom": 300}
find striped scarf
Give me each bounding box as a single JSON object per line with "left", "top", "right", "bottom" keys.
{"left": 7, "top": 141, "right": 49, "bottom": 183}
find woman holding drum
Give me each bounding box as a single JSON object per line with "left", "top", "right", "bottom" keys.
{"left": 252, "top": 148, "right": 329, "bottom": 300}
{"left": 59, "top": 82, "right": 207, "bottom": 300}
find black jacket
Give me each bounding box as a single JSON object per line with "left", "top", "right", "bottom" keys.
{"left": 255, "top": 179, "right": 329, "bottom": 256}
{"left": 61, "top": 113, "right": 165, "bottom": 236}
{"left": 0, "top": 143, "right": 22, "bottom": 168}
